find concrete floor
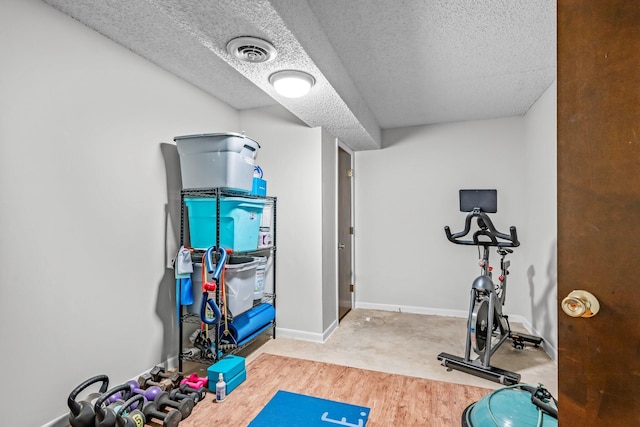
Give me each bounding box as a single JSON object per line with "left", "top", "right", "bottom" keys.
{"left": 241, "top": 308, "right": 558, "bottom": 396}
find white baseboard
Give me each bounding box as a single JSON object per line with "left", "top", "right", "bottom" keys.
{"left": 41, "top": 414, "right": 68, "bottom": 427}
{"left": 355, "top": 301, "right": 469, "bottom": 318}
{"left": 322, "top": 318, "right": 339, "bottom": 342}
{"left": 275, "top": 326, "right": 326, "bottom": 343}
{"left": 165, "top": 354, "right": 180, "bottom": 370}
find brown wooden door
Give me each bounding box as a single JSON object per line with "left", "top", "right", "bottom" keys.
{"left": 338, "top": 147, "right": 353, "bottom": 320}
{"left": 558, "top": 1, "right": 640, "bottom": 424}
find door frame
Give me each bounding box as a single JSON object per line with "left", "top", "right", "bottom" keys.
{"left": 337, "top": 140, "right": 355, "bottom": 318}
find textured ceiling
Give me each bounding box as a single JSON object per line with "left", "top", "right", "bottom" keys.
{"left": 41, "top": 0, "right": 556, "bottom": 151}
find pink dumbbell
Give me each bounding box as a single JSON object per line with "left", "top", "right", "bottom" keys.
{"left": 179, "top": 374, "right": 208, "bottom": 389}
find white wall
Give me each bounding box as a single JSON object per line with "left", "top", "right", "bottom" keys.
{"left": 355, "top": 118, "right": 528, "bottom": 316}
{"left": 240, "top": 108, "right": 340, "bottom": 341}
{"left": 523, "top": 81, "right": 558, "bottom": 359}
{"left": 0, "top": 1, "right": 240, "bottom": 425}
{"left": 353, "top": 86, "right": 558, "bottom": 360}
{"left": 239, "top": 106, "right": 327, "bottom": 339}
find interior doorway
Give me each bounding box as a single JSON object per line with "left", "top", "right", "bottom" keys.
{"left": 338, "top": 146, "right": 353, "bottom": 321}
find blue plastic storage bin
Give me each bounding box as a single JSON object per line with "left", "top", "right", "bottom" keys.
{"left": 184, "top": 197, "right": 265, "bottom": 251}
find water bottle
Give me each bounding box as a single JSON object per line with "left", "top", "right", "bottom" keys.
{"left": 216, "top": 373, "right": 226, "bottom": 402}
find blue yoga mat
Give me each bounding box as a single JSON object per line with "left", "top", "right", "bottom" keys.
{"left": 248, "top": 390, "right": 370, "bottom": 427}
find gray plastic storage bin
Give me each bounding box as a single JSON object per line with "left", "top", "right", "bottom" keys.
{"left": 224, "top": 258, "right": 260, "bottom": 317}
{"left": 189, "top": 258, "right": 259, "bottom": 318}
{"left": 253, "top": 255, "right": 273, "bottom": 300}
{"left": 174, "top": 132, "right": 260, "bottom": 191}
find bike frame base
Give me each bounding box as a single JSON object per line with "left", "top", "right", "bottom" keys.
{"left": 509, "top": 332, "right": 543, "bottom": 348}
{"left": 437, "top": 352, "right": 521, "bottom": 385}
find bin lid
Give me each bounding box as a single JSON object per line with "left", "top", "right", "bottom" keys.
{"left": 173, "top": 132, "right": 260, "bottom": 149}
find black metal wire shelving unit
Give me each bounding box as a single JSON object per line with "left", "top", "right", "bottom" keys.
{"left": 178, "top": 188, "right": 276, "bottom": 371}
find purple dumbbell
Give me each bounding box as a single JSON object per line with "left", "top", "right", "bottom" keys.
{"left": 106, "top": 386, "right": 146, "bottom": 410}
{"left": 126, "top": 380, "right": 162, "bottom": 401}
{"left": 107, "top": 380, "right": 162, "bottom": 409}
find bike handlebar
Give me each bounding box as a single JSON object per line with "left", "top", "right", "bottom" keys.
{"left": 444, "top": 209, "right": 519, "bottom": 248}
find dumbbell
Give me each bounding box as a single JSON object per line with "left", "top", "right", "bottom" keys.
{"left": 155, "top": 390, "right": 195, "bottom": 419}
{"left": 180, "top": 373, "right": 208, "bottom": 389}
{"left": 125, "top": 380, "right": 162, "bottom": 401}
{"left": 169, "top": 387, "right": 200, "bottom": 404}
{"left": 178, "top": 383, "right": 208, "bottom": 401}
{"left": 126, "top": 380, "right": 192, "bottom": 418}
{"left": 94, "top": 384, "right": 131, "bottom": 427}
{"left": 138, "top": 372, "right": 173, "bottom": 390}
{"left": 115, "top": 394, "right": 146, "bottom": 427}
{"left": 142, "top": 401, "right": 182, "bottom": 427}
{"left": 150, "top": 366, "right": 183, "bottom": 388}
{"left": 68, "top": 374, "right": 110, "bottom": 427}
{"left": 108, "top": 380, "right": 157, "bottom": 410}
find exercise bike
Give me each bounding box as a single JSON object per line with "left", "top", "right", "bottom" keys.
{"left": 437, "top": 190, "right": 542, "bottom": 385}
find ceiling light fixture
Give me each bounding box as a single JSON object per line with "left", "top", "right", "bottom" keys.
{"left": 269, "top": 70, "right": 315, "bottom": 98}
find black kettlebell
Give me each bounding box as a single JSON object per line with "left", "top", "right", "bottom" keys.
{"left": 116, "top": 394, "right": 146, "bottom": 427}
{"left": 68, "top": 374, "right": 110, "bottom": 427}
{"left": 94, "top": 384, "right": 131, "bottom": 427}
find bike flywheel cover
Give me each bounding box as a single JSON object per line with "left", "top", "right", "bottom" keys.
{"left": 471, "top": 299, "right": 489, "bottom": 357}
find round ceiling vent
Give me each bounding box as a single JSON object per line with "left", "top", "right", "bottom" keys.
{"left": 226, "top": 36, "right": 277, "bottom": 63}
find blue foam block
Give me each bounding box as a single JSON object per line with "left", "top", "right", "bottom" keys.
{"left": 248, "top": 390, "right": 370, "bottom": 427}
{"left": 226, "top": 368, "right": 246, "bottom": 395}
{"left": 207, "top": 355, "right": 245, "bottom": 392}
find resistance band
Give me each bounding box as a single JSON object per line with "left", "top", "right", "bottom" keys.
{"left": 200, "top": 247, "right": 226, "bottom": 326}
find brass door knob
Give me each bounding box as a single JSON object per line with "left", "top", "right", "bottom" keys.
{"left": 561, "top": 290, "right": 600, "bottom": 318}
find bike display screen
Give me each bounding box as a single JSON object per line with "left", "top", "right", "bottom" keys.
{"left": 459, "top": 189, "right": 497, "bottom": 213}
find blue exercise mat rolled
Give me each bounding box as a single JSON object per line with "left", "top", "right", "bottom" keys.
{"left": 220, "top": 303, "right": 275, "bottom": 346}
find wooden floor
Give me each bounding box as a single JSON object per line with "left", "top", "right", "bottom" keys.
{"left": 173, "top": 353, "right": 492, "bottom": 427}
